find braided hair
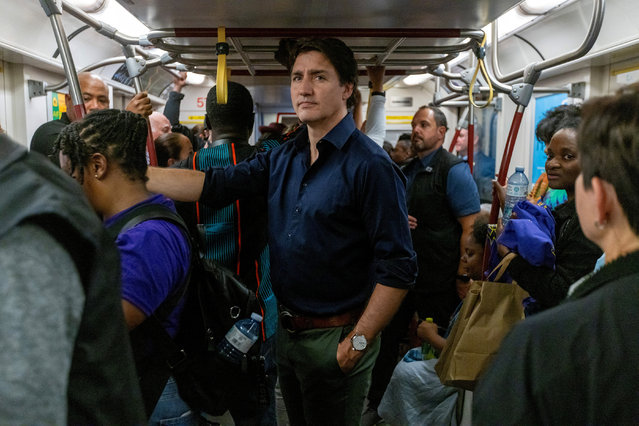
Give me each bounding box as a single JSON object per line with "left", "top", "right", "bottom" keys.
{"left": 55, "top": 109, "right": 149, "bottom": 184}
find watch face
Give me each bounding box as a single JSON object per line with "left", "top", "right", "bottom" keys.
{"left": 351, "top": 334, "right": 367, "bottom": 351}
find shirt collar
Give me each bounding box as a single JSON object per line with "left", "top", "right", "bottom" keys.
{"left": 418, "top": 147, "right": 442, "bottom": 168}
{"left": 566, "top": 250, "right": 639, "bottom": 300}
{"left": 292, "top": 113, "right": 356, "bottom": 151}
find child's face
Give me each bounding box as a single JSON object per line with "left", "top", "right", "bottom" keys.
{"left": 460, "top": 234, "right": 484, "bottom": 280}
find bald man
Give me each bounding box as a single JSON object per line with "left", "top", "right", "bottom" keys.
{"left": 30, "top": 72, "right": 152, "bottom": 162}
{"left": 148, "top": 111, "right": 171, "bottom": 139}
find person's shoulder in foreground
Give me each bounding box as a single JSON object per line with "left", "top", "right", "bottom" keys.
{"left": 473, "top": 250, "right": 639, "bottom": 425}
{"left": 0, "top": 135, "right": 145, "bottom": 424}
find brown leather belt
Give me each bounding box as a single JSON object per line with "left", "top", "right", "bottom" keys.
{"left": 279, "top": 305, "right": 362, "bottom": 333}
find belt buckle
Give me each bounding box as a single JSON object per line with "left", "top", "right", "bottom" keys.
{"left": 279, "top": 309, "right": 297, "bottom": 334}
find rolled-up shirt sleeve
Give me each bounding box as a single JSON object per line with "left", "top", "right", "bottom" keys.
{"left": 361, "top": 158, "right": 418, "bottom": 289}
{"left": 364, "top": 94, "right": 387, "bottom": 147}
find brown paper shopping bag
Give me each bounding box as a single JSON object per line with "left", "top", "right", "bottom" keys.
{"left": 434, "top": 253, "right": 528, "bottom": 390}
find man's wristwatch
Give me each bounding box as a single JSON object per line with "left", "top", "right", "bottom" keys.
{"left": 351, "top": 333, "right": 368, "bottom": 351}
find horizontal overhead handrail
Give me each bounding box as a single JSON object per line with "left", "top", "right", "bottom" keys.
{"left": 166, "top": 28, "right": 484, "bottom": 39}
{"left": 45, "top": 54, "right": 181, "bottom": 91}
{"left": 145, "top": 36, "right": 479, "bottom": 57}
{"left": 490, "top": 0, "right": 605, "bottom": 83}
{"left": 61, "top": 0, "right": 141, "bottom": 45}
{"left": 432, "top": 90, "right": 470, "bottom": 106}
{"left": 172, "top": 54, "right": 460, "bottom": 70}
{"left": 45, "top": 56, "right": 127, "bottom": 91}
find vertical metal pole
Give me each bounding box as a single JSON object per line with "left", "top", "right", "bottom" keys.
{"left": 498, "top": 105, "right": 526, "bottom": 184}
{"left": 41, "top": 0, "right": 86, "bottom": 119}
{"left": 482, "top": 104, "right": 526, "bottom": 273}
{"left": 448, "top": 127, "right": 461, "bottom": 153}
{"left": 448, "top": 107, "right": 467, "bottom": 152}
{"left": 123, "top": 45, "right": 157, "bottom": 166}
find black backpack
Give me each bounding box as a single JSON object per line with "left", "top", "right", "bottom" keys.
{"left": 108, "top": 202, "right": 267, "bottom": 417}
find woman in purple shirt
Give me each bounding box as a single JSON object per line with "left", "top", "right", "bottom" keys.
{"left": 56, "top": 109, "right": 194, "bottom": 425}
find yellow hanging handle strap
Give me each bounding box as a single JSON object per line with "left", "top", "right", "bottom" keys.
{"left": 216, "top": 27, "right": 228, "bottom": 104}
{"left": 469, "top": 33, "right": 494, "bottom": 109}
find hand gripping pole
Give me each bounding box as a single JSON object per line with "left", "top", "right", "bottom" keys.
{"left": 481, "top": 64, "right": 541, "bottom": 273}
{"left": 123, "top": 45, "right": 158, "bottom": 166}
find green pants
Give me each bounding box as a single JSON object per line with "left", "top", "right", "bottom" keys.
{"left": 276, "top": 324, "right": 380, "bottom": 426}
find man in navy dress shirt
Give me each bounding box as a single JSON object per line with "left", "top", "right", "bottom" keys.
{"left": 147, "top": 37, "right": 417, "bottom": 425}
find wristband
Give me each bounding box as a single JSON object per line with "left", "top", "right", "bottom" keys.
{"left": 371, "top": 91, "right": 385, "bottom": 97}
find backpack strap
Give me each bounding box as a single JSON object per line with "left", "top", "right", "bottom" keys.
{"left": 107, "top": 202, "right": 193, "bottom": 323}
{"left": 107, "top": 203, "right": 188, "bottom": 239}
{"left": 109, "top": 202, "right": 195, "bottom": 414}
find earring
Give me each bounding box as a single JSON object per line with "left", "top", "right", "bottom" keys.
{"left": 594, "top": 220, "right": 607, "bottom": 230}
{"left": 94, "top": 174, "right": 99, "bottom": 179}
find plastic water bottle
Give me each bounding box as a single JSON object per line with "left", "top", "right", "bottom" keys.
{"left": 421, "top": 318, "right": 437, "bottom": 360}
{"left": 503, "top": 167, "right": 529, "bottom": 226}
{"left": 217, "top": 312, "right": 263, "bottom": 364}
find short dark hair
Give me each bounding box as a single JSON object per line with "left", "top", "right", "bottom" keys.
{"left": 279, "top": 37, "right": 358, "bottom": 109}
{"left": 55, "top": 109, "right": 148, "bottom": 183}
{"left": 383, "top": 140, "right": 393, "bottom": 154}
{"left": 471, "top": 212, "right": 490, "bottom": 246}
{"left": 536, "top": 104, "right": 581, "bottom": 145}
{"left": 579, "top": 84, "right": 639, "bottom": 234}
{"left": 205, "top": 81, "right": 254, "bottom": 135}
{"left": 416, "top": 105, "right": 449, "bottom": 130}
{"left": 155, "top": 132, "right": 188, "bottom": 167}
{"left": 398, "top": 133, "right": 412, "bottom": 142}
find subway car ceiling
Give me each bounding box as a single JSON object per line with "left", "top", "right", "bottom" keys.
{"left": 4, "top": 0, "right": 637, "bottom": 96}
{"left": 2, "top": 0, "right": 639, "bottom": 148}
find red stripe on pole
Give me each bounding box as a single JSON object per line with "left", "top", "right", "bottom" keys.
{"left": 72, "top": 103, "right": 86, "bottom": 120}
{"left": 145, "top": 117, "right": 158, "bottom": 167}
{"left": 497, "top": 109, "right": 525, "bottom": 185}
{"left": 449, "top": 128, "right": 460, "bottom": 153}
{"left": 482, "top": 107, "right": 525, "bottom": 273}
